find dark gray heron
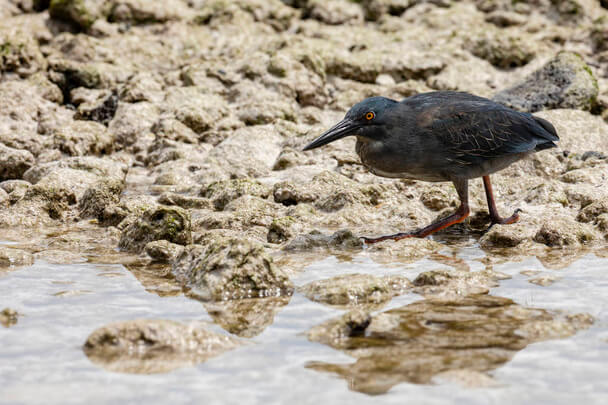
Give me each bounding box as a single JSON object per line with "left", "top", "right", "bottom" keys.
{"left": 303, "top": 91, "right": 558, "bottom": 243}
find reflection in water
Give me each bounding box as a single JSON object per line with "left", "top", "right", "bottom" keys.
{"left": 124, "top": 262, "right": 183, "bottom": 297}
{"left": 306, "top": 295, "right": 593, "bottom": 395}
{"left": 204, "top": 296, "right": 291, "bottom": 337}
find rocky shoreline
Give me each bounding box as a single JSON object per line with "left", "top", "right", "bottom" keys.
{"left": 1, "top": 0, "right": 607, "bottom": 385}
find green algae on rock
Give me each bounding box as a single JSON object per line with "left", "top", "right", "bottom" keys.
{"left": 119, "top": 205, "right": 192, "bottom": 253}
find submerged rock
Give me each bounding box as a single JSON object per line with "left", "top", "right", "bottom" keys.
{"left": 493, "top": 52, "right": 598, "bottom": 112}
{"left": 307, "top": 295, "right": 593, "bottom": 394}
{"left": 172, "top": 236, "right": 293, "bottom": 301}
{"left": 83, "top": 319, "right": 240, "bottom": 374}
{"left": 298, "top": 273, "right": 411, "bottom": 307}
{"left": 144, "top": 240, "right": 185, "bottom": 264}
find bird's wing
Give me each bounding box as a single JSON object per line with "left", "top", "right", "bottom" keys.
{"left": 420, "top": 103, "right": 557, "bottom": 166}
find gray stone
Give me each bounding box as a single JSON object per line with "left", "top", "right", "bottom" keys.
{"left": 493, "top": 52, "right": 599, "bottom": 112}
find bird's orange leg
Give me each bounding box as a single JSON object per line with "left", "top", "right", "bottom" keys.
{"left": 482, "top": 175, "right": 520, "bottom": 225}
{"left": 363, "top": 179, "right": 470, "bottom": 244}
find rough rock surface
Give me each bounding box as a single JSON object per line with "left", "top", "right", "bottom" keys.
{"left": 493, "top": 52, "right": 599, "bottom": 112}
{"left": 83, "top": 319, "right": 241, "bottom": 374}
{"left": 298, "top": 273, "right": 411, "bottom": 306}
{"left": 0, "top": 1, "right": 606, "bottom": 387}
{"left": 172, "top": 236, "right": 294, "bottom": 301}
{"left": 119, "top": 205, "right": 192, "bottom": 253}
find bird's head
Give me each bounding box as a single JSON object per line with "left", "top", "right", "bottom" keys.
{"left": 302, "top": 96, "right": 397, "bottom": 151}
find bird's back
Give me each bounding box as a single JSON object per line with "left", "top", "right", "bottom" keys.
{"left": 359, "top": 91, "right": 558, "bottom": 181}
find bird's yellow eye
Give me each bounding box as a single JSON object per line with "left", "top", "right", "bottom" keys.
{"left": 365, "top": 112, "right": 375, "bottom": 121}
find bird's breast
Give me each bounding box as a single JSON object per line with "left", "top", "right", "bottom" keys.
{"left": 355, "top": 137, "right": 447, "bottom": 182}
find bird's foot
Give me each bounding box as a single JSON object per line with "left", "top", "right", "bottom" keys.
{"left": 486, "top": 208, "right": 521, "bottom": 233}
{"left": 361, "top": 232, "right": 416, "bottom": 244}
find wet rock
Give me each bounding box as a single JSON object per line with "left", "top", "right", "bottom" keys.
{"left": 284, "top": 229, "right": 363, "bottom": 251}
{"left": 0, "top": 308, "right": 19, "bottom": 327}
{"left": 413, "top": 270, "right": 452, "bottom": 286}
{"left": 172, "top": 237, "right": 293, "bottom": 301}
{"left": 307, "top": 295, "right": 593, "bottom": 394}
{"left": 267, "top": 216, "right": 303, "bottom": 244}
{"left": 479, "top": 222, "right": 538, "bottom": 248}
{"left": 78, "top": 177, "right": 125, "bottom": 219}
{"left": 533, "top": 216, "right": 597, "bottom": 247}
{"left": 0, "top": 246, "right": 34, "bottom": 268}
{"left": 299, "top": 273, "right": 411, "bottom": 306}
{"left": 83, "top": 319, "right": 240, "bottom": 374}
{"left": 577, "top": 197, "right": 608, "bottom": 223}
{"left": 50, "top": 120, "right": 114, "bottom": 156}
{"left": 493, "top": 52, "right": 599, "bottom": 112}
{"left": 119, "top": 205, "right": 192, "bottom": 253}
{"left": 0, "top": 143, "right": 35, "bottom": 181}
{"left": 201, "top": 178, "right": 270, "bottom": 211}
{"left": 205, "top": 296, "right": 290, "bottom": 337}
{"left": 145, "top": 240, "right": 185, "bottom": 264}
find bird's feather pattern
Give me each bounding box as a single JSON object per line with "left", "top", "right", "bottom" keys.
{"left": 409, "top": 94, "right": 558, "bottom": 166}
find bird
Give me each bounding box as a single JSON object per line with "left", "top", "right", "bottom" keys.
{"left": 302, "top": 91, "right": 559, "bottom": 244}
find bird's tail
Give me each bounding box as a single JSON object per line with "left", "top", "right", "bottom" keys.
{"left": 532, "top": 116, "right": 559, "bottom": 141}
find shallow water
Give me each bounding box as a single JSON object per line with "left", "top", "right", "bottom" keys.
{"left": 1, "top": 239, "right": 607, "bottom": 405}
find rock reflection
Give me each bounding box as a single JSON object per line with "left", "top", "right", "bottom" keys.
{"left": 204, "top": 296, "right": 290, "bottom": 338}
{"left": 306, "top": 294, "right": 593, "bottom": 395}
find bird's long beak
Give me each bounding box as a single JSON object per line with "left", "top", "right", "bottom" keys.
{"left": 302, "top": 119, "right": 359, "bottom": 151}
